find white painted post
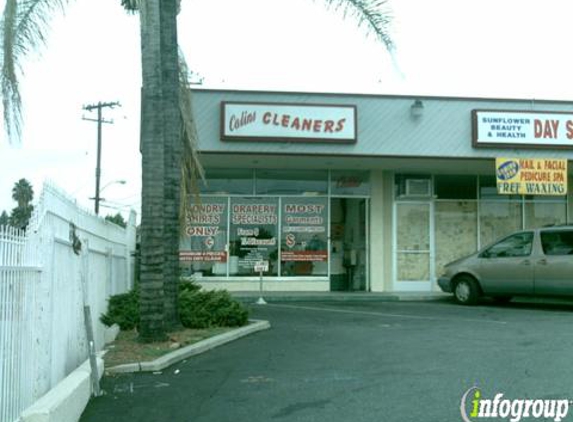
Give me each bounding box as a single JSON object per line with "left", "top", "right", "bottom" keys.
{"left": 255, "top": 261, "right": 268, "bottom": 305}
{"left": 80, "top": 239, "right": 101, "bottom": 397}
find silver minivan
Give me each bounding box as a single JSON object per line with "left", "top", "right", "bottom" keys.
{"left": 438, "top": 225, "right": 573, "bottom": 305}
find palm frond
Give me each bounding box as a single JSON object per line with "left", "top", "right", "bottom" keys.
{"left": 178, "top": 50, "right": 205, "bottom": 236}
{"left": 124, "top": 0, "right": 181, "bottom": 15}
{"left": 1, "top": 0, "right": 68, "bottom": 142}
{"left": 120, "top": 0, "right": 139, "bottom": 14}
{"left": 319, "top": 0, "right": 394, "bottom": 52}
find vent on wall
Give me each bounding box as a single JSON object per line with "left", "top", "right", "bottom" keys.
{"left": 404, "top": 179, "right": 432, "bottom": 197}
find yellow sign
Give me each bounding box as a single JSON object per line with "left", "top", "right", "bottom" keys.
{"left": 496, "top": 158, "right": 567, "bottom": 195}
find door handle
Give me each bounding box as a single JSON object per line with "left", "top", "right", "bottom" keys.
{"left": 537, "top": 259, "right": 548, "bottom": 265}
{"left": 521, "top": 260, "right": 531, "bottom": 266}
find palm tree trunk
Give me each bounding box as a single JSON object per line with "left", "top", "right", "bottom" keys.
{"left": 161, "top": 2, "right": 183, "bottom": 330}
{"left": 138, "top": 0, "right": 181, "bottom": 341}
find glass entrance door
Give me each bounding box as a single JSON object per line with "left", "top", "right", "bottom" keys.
{"left": 394, "top": 202, "right": 433, "bottom": 291}
{"left": 330, "top": 198, "right": 369, "bottom": 291}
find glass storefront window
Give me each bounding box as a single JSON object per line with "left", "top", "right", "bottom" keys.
{"left": 434, "top": 201, "right": 478, "bottom": 277}
{"left": 202, "top": 169, "right": 254, "bottom": 194}
{"left": 524, "top": 201, "right": 567, "bottom": 229}
{"left": 256, "top": 170, "right": 327, "bottom": 195}
{"left": 179, "top": 197, "right": 228, "bottom": 277}
{"left": 396, "top": 203, "right": 430, "bottom": 281}
{"left": 182, "top": 169, "right": 567, "bottom": 286}
{"left": 434, "top": 175, "right": 477, "bottom": 199}
{"left": 396, "top": 204, "right": 430, "bottom": 252}
{"left": 281, "top": 197, "right": 328, "bottom": 276}
{"left": 330, "top": 170, "right": 370, "bottom": 196}
{"left": 397, "top": 253, "right": 430, "bottom": 281}
{"left": 479, "top": 175, "right": 520, "bottom": 200}
{"left": 229, "top": 197, "right": 279, "bottom": 276}
{"left": 479, "top": 201, "right": 522, "bottom": 247}
{"left": 524, "top": 194, "right": 568, "bottom": 201}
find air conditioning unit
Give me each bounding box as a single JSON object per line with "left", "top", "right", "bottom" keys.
{"left": 405, "top": 179, "right": 431, "bottom": 197}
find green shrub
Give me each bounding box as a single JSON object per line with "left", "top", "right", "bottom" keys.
{"left": 100, "top": 282, "right": 248, "bottom": 331}
{"left": 179, "top": 278, "right": 201, "bottom": 294}
{"left": 178, "top": 289, "right": 249, "bottom": 329}
{"left": 100, "top": 289, "right": 139, "bottom": 330}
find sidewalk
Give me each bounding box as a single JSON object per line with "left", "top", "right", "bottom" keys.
{"left": 232, "top": 291, "right": 450, "bottom": 303}
{"left": 231, "top": 291, "right": 573, "bottom": 307}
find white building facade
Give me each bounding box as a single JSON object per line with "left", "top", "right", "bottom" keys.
{"left": 181, "top": 89, "right": 573, "bottom": 293}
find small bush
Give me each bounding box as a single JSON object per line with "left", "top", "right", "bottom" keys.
{"left": 100, "top": 282, "right": 248, "bottom": 332}
{"left": 100, "top": 289, "right": 139, "bottom": 330}
{"left": 179, "top": 289, "right": 249, "bottom": 329}
{"left": 179, "top": 278, "right": 201, "bottom": 294}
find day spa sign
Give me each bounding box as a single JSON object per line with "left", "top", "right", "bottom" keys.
{"left": 221, "top": 102, "right": 357, "bottom": 143}
{"left": 473, "top": 109, "right": 573, "bottom": 149}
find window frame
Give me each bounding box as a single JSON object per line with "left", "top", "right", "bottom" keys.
{"left": 540, "top": 229, "right": 573, "bottom": 256}
{"left": 479, "top": 231, "right": 534, "bottom": 259}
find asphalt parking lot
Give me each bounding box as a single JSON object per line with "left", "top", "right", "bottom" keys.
{"left": 81, "top": 298, "right": 573, "bottom": 422}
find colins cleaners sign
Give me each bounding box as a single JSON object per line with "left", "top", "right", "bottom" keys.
{"left": 221, "top": 102, "right": 357, "bottom": 143}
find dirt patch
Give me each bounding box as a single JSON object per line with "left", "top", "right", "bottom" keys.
{"left": 104, "top": 327, "right": 232, "bottom": 368}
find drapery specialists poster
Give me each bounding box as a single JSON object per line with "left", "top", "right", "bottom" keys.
{"left": 230, "top": 198, "right": 278, "bottom": 274}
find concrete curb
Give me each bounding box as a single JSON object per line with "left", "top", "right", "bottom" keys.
{"left": 20, "top": 354, "right": 104, "bottom": 422}
{"left": 233, "top": 292, "right": 451, "bottom": 303}
{"left": 107, "top": 319, "right": 271, "bottom": 374}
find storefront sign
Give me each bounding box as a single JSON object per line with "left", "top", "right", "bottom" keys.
{"left": 473, "top": 110, "right": 573, "bottom": 149}
{"left": 221, "top": 102, "right": 357, "bottom": 143}
{"left": 496, "top": 158, "right": 567, "bottom": 195}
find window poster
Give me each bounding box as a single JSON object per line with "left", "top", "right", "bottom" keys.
{"left": 496, "top": 158, "right": 567, "bottom": 196}
{"left": 281, "top": 197, "right": 328, "bottom": 276}
{"left": 179, "top": 197, "right": 228, "bottom": 276}
{"left": 230, "top": 197, "right": 279, "bottom": 276}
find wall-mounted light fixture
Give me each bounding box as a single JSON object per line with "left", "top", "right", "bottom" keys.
{"left": 410, "top": 99, "right": 424, "bottom": 118}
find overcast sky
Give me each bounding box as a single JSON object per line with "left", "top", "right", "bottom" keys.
{"left": 2, "top": 0, "right": 573, "bottom": 219}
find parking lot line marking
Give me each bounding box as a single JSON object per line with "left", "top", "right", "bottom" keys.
{"left": 266, "top": 304, "right": 508, "bottom": 325}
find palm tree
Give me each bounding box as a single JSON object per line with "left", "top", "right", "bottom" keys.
{"left": 12, "top": 178, "right": 34, "bottom": 208}
{"left": 1, "top": 0, "right": 394, "bottom": 342}
{"left": 9, "top": 203, "right": 33, "bottom": 229}
{"left": 136, "top": 0, "right": 183, "bottom": 340}
{"left": 0, "top": 210, "right": 9, "bottom": 226}
{"left": 9, "top": 178, "right": 34, "bottom": 229}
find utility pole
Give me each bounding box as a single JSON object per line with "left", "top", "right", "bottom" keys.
{"left": 83, "top": 101, "right": 121, "bottom": 215}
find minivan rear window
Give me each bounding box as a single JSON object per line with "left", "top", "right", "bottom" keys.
{"left": 540, "top": 230, "right": 573, "bottom": 256}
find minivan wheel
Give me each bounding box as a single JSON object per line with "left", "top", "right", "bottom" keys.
{"left": 453, "top": 276, "right": 480, "bottom": 305}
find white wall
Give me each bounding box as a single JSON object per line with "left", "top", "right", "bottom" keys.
{"left": 0, "top": 183, "right": 136, "bottom": 422}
